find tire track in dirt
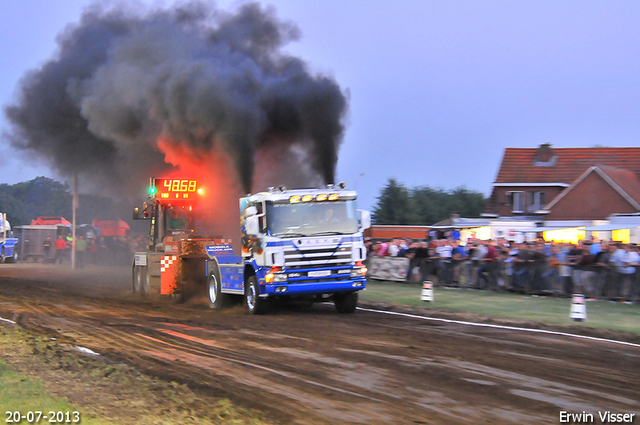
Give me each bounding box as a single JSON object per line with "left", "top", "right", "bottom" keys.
{"left": 2, "top": 297, "right": 404, "bottom": 423}
{"left": 2, "top": 265, "right": 640, "bottom": 424}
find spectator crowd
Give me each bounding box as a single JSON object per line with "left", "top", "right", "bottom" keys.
{"left": 366, "top": 237, "right": 640, "bottom": 304}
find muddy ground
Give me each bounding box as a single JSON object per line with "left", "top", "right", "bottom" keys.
{"left": 0, "top": 263, "right": 639, "bottom": 424}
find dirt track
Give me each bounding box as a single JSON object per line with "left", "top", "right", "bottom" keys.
{"left": 1, "top": 263, "right": 639, "bottom": 424}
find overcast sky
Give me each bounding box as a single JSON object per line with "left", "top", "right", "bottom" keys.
{"left": 2, "top": 0, "right": 640, "bottom": 211}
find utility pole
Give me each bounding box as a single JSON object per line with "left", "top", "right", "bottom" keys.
{"left": 72, "top": 173, "right": 78, "bottom": 269}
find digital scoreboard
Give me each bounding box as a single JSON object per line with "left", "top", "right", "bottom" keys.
{"left": 150, "top": 178, "right": 199, "bottom": 202}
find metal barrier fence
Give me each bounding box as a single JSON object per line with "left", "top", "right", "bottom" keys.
{"left": 368, "top": 256, "right": 639, "bottom": 302}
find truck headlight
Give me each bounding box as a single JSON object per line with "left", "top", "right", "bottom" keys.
{"left": 350, "top": 267, "right": 367, "bottom": 277}
{"left": 273, "top": 274, "right": 288, "bottom": 282}
{"left": 266, "top": 266, "right": 287, "bottom": 283}
{"left": 266, "top": 273, "right": 287, "bottom": 283}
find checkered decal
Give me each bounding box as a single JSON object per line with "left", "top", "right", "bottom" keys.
{"left": 160, "top": 256, "right": 178, "bottom": 273}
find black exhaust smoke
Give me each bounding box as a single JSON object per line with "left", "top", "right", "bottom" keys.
{"left": 4, "top": 2, "right": 348, "bottom": 195}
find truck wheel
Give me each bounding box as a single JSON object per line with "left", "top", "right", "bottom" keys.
{"left": 140, "top": 266, "right": 150, "bottom": 294}
{"left": 132, "top": 265, "right": 141, "bottom": 293}
{"left": 245, "top": 275, "right": 268, "bottom": 315}
{"left": 334, "top": 291, "right": 358, "bottom": 314}
{"left": 0, "top": 248, "right": 5, "bottom": 264}
{"left": 207, "top": 268, "right": 227, "bottom": 310}
{"left": 133, "top": 265, "right": 150, "bottom": 294}
{"left": 131, "top": 265, "right": 136, "bottom": 292}
{"left": 9, "top": 250, "right": 17, "bottom": 263}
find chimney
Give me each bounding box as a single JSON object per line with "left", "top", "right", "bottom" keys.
{"left": 537, "top": 143, "right": 553, "bottom": 163}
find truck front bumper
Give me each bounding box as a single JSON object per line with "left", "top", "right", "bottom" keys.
{"left": 261, "top": 278, "right": 366, "bottom": 297}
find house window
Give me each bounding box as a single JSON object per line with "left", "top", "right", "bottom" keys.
{"left": 527, "top": 191, "right": 544, "bottom": 213}
{"left": 507, "top": 191, "right": 524, "bottom": 213}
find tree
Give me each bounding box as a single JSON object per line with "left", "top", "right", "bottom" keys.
{"left": 0, "top": 189, "right": 28, "bottom": 225}
{"left": 409, "top": 186, "right": 450, "bottom": 225}
{"left": 0, "top": 177, "right": 137, "bottom": 227}
{"left": 371, "top": 179, "right": 486, "bottom": 225}
{"left": 371, "top": 178, "right": 412, "bottom": 224}
{"left": 448, "top": 187, "right": 486, "bottom": 218}
{"left": 0, "top": 177, "right": 72, "bottom": 224}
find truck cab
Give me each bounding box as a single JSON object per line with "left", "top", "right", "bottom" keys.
{"left": 0, "top": 212, "right": 19, "bottom": 263}
{"left": 206, "top": 184, "right": 371, "bottom": 314}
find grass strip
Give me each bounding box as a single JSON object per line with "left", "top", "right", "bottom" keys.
{"left": 361, "top": 279, "right": 640, "bottom": 334}
{"left": 0, "top": 325, "right": 270, "bottom": 424}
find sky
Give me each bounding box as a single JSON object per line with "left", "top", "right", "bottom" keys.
{"left": 1, "top": 0, "right": 640, "bottom": 211}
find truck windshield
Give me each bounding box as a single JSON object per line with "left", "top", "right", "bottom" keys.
{"left": 266, "top": 200, "right": 359, "bottom": 237}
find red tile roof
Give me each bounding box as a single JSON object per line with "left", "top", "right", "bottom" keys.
{"left": 598, "top": 165, "right": 640, "bottom": 207}
{"left": 494, "top": 147, "right": 640, "bottom": 184}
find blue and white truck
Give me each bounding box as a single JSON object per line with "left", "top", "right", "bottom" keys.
{"left": 207, "top": 184, "right": 370, "bottom": 314}
{"left": 132, "top": 178, "right": 370, "bottom": 314}
{"left": 0, "top": 212, "right": 19, "bottom": 263}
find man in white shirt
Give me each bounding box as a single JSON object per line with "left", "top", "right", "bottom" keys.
{"left": 610, "top": 243, "right": 634, "bottom": 300}
{"left": 388, "top": 240, "right": 399, "bottom": 257}
{"left": 436, "top": 239, "right": 453, "bottom": 286}
{"left": 623, "top": 244, "right": 640, "bottom": 302}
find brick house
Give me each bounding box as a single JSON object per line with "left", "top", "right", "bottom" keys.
{"left": 484, "top": 144, "right": 640, "bottom": 221}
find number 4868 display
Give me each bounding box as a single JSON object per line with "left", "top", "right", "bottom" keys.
{"left": 163, "top": 179, "right": 197, "bottom": 192}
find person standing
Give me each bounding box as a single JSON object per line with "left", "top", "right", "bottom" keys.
{"left": 619, "top": 244, "right": 639, "bottom": 302}
{"left": 610, "top": 243, "right": 629, "bottom": 300}
{"left": 626, "top": 245, "right": 640, "bottom": 303}
{"left": 437, "top": 239, "right": 453, "bottom": 286}
{"left": 43, "top": 236, "right": 52, "bottom": 263}
{"left": 53, "top": 235, "right": 66, "bottom": 265}
{"left": 478, "top": 241, "right": 498, "bottom": 290}
{"left": 387, "top": 239, "right": 399, "bottom": 257}
{"left": 75, "top": 235, "right": 87, "bottom": 269}
{"left": 451, "top": 240, "right": 466, "bottom": 285}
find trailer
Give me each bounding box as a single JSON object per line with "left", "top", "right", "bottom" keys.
{"left": 12, "top": 225, "right": 69, "bottom": 263}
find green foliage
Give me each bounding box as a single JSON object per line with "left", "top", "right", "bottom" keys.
{"left": 372, "top": 178, "right": 486, "bottom": 225}
{"left": 371, "top": 178, "right": 412, "bottom": 225}
{"left": 0, "top": 177, "right": 70, "bottom": 225}
{"left": 0, "top": 177, "right": 132, "bottom": 226}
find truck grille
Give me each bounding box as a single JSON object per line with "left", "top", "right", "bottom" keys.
{"left": 283, "top": 245, "right": 352, "bottom": 269}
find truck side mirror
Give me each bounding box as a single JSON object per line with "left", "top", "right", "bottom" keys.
{"left": 245, "top": 216, "right": 260, "bottom": 236}
{"left": 358, "top": 209, "right": 371, "bottom": 230}
{"left": 133, "top": 205, "right": 150, "bottom": 220}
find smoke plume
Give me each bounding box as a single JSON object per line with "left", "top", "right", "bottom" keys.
{"left": 4, "top": 1, "right": 348, "bottom": 197}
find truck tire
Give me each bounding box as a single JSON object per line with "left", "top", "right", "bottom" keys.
{"left": 131, "top": 264, "right": 136, "bottom": 292}
{"left": 133, "top": 265, "right": 150, "bottom": 294}
{"left": 245, "top": 275, "right": 268, "bottom": 315}
{"left": 334, "top": 291, "right": 358, "bottom": 314}
{"left": 207, "top": 266, "right": 227, "bottom": 310}
{"left": 0, "top": 248, "right": 5, "bottom": 263}
{"left": 9, "top": 250, "right": 17, "bottom": 263}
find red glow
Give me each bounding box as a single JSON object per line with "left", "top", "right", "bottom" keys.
{"left": 156, "top": 136, "right": 243, "bottom": 244}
